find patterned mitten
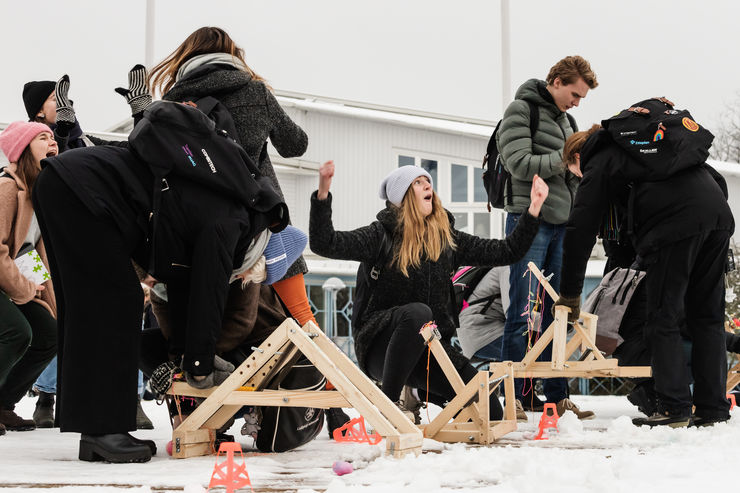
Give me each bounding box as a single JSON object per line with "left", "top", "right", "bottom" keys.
{"left": 114, "top": 64, "right": 152, "bottom": 116}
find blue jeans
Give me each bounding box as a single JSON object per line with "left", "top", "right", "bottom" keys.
{"left": 34, "top": 356, "right": 57, "bottom": 394}
{"left": 474, "top": 336, "right": 503, "bottom": 361}
{"left": 503, "top": 213, "right": 568, "bottom": 403}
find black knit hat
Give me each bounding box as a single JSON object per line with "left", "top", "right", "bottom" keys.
{"left": 22, "top": 81, "right": 55, "bottom": 121}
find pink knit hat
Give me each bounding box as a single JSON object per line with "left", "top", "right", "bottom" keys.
{"left": 0, "top": 121, "right": 53, "bottom": 163}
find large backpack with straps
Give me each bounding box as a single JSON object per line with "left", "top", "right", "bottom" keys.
{"left": 451, "top": 265, "right": 495, "bottom": 315}
{"left": 482, "top": 102, "right": 577, "bottom": 210}
{"left": 127, "top": 98, "right": 288, "bottom": 279}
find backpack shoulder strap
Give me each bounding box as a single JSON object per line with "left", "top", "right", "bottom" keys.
{"left": 369, "top": 223, "right": 392, "bottom": 281}
{"left": 526, "top": 100, "right": 540, "bottom": 138}
{"left": 191, "top": 96, "right": 221, "bottom": 116}
{"left": 566, "top": 112, "right": 578, "bottom": 133}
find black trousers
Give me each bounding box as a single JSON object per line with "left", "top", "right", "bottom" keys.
{"left": 33, "top": 167, "right": 144, "bottom": 434}
{"left": 366, "top": 302, "right": 503, "bottom": 420}
{"left": 643, "top": 230, "right": 731, "bottom": 418}
{"left": 0, "top": 296, "right": 56, "bottom": 409}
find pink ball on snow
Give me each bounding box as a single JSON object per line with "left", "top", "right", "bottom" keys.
{"left": 166, "top": 440, "right": 173, "bottom": 456}
{"left": 332, "top": 460, "right": 353, "bottom": 476}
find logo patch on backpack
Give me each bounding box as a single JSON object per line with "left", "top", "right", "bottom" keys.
{"left": 182, "top": 144, "right": 197, "bottom": 167}
{"left": 682, "top": 117, "right": 699, "bottom": 132}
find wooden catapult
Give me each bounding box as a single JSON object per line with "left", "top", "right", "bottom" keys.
{"left": 167, "top": 319, "right": 423, "bottom": 458}
{"left": 727, "top": 360, "right": 740, "bottom": 392}
{"left": 167, "top": 317, "right": 520, "bottom": 459}
{"left": 491, "top": 262, "right": 652, "bottom": 380}
{"left": 418, "top": 323, "right": 518, "bottom": 444}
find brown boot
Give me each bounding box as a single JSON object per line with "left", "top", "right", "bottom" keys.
{"left": 556, "top": 398, "right": 595, "bottom": 420}
{"left": 515, "top": 400, "right": 528, "bottom": 422}
{"left": 0, "top": 407, "right": 36, "bottom": 431}
{"left": 0, "top": 422, "right": 6, "bottom": 435}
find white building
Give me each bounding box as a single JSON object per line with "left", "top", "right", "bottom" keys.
{"left": 3, "top": 93, "right": 740, "bottom": 343}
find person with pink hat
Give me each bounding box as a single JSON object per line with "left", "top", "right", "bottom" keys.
{"left": 0, "top": 122, "right": 58, "bottom": 436}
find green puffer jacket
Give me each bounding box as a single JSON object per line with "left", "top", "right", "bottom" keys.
{"left": 496, "top": 78, "right": 579, "bottom": 224}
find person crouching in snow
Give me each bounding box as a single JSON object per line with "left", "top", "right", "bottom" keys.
{"left": 309, "top": 162, "right": 547, "bottom": 421}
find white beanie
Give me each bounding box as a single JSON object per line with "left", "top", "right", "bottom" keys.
{"left": 378, "top": 166, "right": 433, "bottom": 206}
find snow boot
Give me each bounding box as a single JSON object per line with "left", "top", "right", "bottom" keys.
{"left": 33, "top": 391, "right": 55, "bottom": 428}
{"left": 326, "top": 407, "right": 351, "bottom": 439}
{"left": 627, "top": 383, "right": 658, "bottom": 417}
{"left": 0, "top": 422, "right": 5, "bottom": 435}
{"left": 399, "top": 386, "right": 422, "bottom": 424}
{"left": 556, "top": 398, "right": 595, "bottom": 420}
{"left": 0, "top": 407, "right": 35, "bottom": 431}
{"left": 632, "top": 410, "right": 691, "bottom": 428}
{"left": 136, "top": 398, "right": 154, "bottom": 430}
{"left": 514, "top": 400, "right": 528, "bottom": 422}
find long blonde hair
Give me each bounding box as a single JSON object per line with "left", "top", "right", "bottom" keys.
{"left": 148, "top": 26, "right": 269, "bottom": 96}
{"left": 394, "top": 188, "right": 456, "bottom": 276}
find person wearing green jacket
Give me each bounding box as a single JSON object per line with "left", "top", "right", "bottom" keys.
{"left": 496, "top": 55, "right": 598, "bottom": 420}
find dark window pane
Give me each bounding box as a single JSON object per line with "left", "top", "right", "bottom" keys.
{"left": 451, "top": 164, "right": 468, "bottom": 202}
{"left": 474, "top": 213, "right": 490, "bottom": 238}
{"left": 474, "top": 167, "right": 487, "bottom": 202}
{"left": 453, "top": 212, "right": 468, "bottom": 233}
{"left": 398, "top": 155, "right": 415, "bottom": 167}
{"left": 420, "top": 159, "right": 438, "bottom": 192}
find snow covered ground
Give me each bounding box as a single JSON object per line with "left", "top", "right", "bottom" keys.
{"left": 0, "top": 393, "right": 736, "bottom": 492}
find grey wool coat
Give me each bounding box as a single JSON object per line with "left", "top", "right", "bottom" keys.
{"left": 164, "top": 64, "right": 309, "bottom": 278}
{"left": 309, "top": 191, "right": 540, "bottom": 373}
{"left": 496, "top": 79, "right": 579, "bottom": 225}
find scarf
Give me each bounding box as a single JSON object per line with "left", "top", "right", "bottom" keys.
{"left": 176, "top": 53, "right": 248, "bottom": 82}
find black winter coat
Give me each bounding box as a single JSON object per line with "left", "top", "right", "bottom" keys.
{"left": 42, "top": 146, "right": 274, "bottom": 375}
{"left": 309, "top": 191, "right": 540, "bottom": 372}
{"left": 163, "top": 64, "right": 309, "bottom": 279}
{"left": 560, "top": 129, "right": 734, "bottom": 297}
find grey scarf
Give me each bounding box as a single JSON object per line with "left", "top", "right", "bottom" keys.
{"left": 176, "top": 53, "right": 248, "bottom": 82}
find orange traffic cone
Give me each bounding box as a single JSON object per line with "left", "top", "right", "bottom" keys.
{"left": 332, "top": 416, "right": 382, "bottom": 445}
{"left": 728, "top": 393, "right": 737, "bottom": 411}
{"left": 534, "top": 403, "right": 559, "bottom": 440}
{"left": 208, "top": 442, "right": 253, "bottom": 493}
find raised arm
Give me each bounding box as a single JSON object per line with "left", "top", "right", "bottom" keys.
{"left": 455, "top": 176, "right": 547, "bottom": 266}
{"left": 310, "top": 160, "right": 387, "bottom": 262}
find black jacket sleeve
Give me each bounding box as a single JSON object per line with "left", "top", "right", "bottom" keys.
{"left": 454, "top": 211, "right": 540, "bottom": 267}
{"left": 560, "top": 154, "right": 613, "bottom": 297}
{"left": 309, "top": 191, "right": 387, "bottom": 263}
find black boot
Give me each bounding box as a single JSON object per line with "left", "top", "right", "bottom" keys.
{"left": 127, "top": 433, "right": 157, "bottom": 455}
{"left": 33, "top": 392, "right": 55, "bottom": 428}
{"left": 79, "top": 433, "right": 152, "bottom": 463}
{"left": 326, "top": 408, "right": 351, "bottom": 439}
{"left": 627, "top": 383, "right": 658, "bottom": 417}
{"left": 136, "top": 398, "right": 154, "bottom": 430}
{"left": 632, "top": 410, "right": 691, "bottom": 428}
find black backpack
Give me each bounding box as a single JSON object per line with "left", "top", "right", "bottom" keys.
{"left": 256, "top": 356, "right": 326, "bottom": 453}
{"left": 351, "top": 223, "right": 393, "bottom": 327}
{"left": 128, "top": 98, "right": 288, "bottom": 279}
{"left": 451, "top": 265, "right": 495, "bottom": 316}
{"left": 482, "top": 102, "right": 577, "bottom": 210}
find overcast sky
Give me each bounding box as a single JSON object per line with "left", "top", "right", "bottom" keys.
{"left": 1, "top": 0, "right": 738, "bottom": 134}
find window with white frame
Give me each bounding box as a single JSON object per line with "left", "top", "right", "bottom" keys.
{"left": 396, "top": 153, "right": 504, "bottom": 239}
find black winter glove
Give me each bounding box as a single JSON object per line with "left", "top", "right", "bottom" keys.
{"left": 115, "top": 64, "right": 152, "bottom": 116}
{"left": 184, "top": 355, "right": 235, "bottom": 389}
{"left": 552, "top": 294, "right": 581, "bottom": 323}
{"left": 54, "top": 74, "right": 76, "bottom": 134}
